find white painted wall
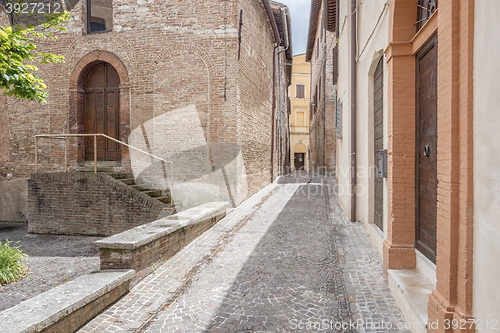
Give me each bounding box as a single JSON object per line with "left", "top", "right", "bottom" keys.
{"left": 473, "top": 1, "right": 500, "bottom": 329}
{"left": 336, "top": 0, "right": 389, "bottom": 231}
{"left": 336, "top": 0, "right": 353, "bottom": 216}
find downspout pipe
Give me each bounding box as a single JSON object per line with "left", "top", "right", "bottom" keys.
{"left": 350, "top": 0, "right": 357, "bottom": 222}
{"left": 271, "top": 45, "right": 278, "bottom": 182}
{"left": 262, "top": 0, "right": 281, "bottom": 44}
{"left": 278, "top": 44, "right": 289, "bottom": 176}
{"left": 277, "top": 7, "right": 290, "bottom": 175}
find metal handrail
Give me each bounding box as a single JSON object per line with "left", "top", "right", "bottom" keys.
{"left": 34, "top": 133, "right": 174, "bottom": 206}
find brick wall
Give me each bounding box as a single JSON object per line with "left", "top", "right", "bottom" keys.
{"left": 309, "top": 26, "right": 337, "bottom": 175}
{"left": 28, "top": 173, "right": 169, "bottom": 236}
{"left": 1, "top": 0, "right": 282, "bottom": 208}
{"left": 237, "top": 0, "right": 286, "bottom": 190}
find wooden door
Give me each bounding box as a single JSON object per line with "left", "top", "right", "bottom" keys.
{"left": 294, "top": 153, "right": 305, "bottom": 170}
{"left": 84, "top": 63, "right": 120, "bottom": 161}
{"left": 416, "top": 34, "right": 438, "bottom": 263}
{"left": 373, "top": 57, "right": 384, "bottom": 231}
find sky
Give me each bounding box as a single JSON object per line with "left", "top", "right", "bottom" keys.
{"left": 276, "top": 0, "right": 311, "bottom": 55}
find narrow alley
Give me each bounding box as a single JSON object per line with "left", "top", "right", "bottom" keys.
{"left": 79, "top": 174, "right": 410, "bottom": 333}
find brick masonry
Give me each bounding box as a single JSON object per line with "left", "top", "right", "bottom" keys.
{"left": 97, "top": 202, "right": 226, "bottom": 285}
{"left": 386, "top": 1, "right": 476, "bottom": 331}
{"left": 28, "top": 172, "right": 169, "bottom": 236}
{"left": 308, "top": 24, "right": 337, "bottom": 174}
{"left": 0, "top": 0, "right": 291, "bottom": 210}
{"left": 40, "top": 280, "right": 130, "bottom": 333}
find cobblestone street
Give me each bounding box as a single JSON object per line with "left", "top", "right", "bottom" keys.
{"left": 79, "top": 175, "right": 409, "bottom": 332}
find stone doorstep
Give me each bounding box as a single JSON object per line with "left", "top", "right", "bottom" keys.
{"left": 95, "top": 202, "right": 228, "bottom": 250}
{"left": 0, "top": 270, "right": 135, "bottom": 333}
{"left": 387, "top": 269, "right": 434, "bottom": 333}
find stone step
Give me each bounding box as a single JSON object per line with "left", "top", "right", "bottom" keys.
{"left": 74, "top": 166, "right": 125, "bottom": 173}
{"left": 104, "top": 172, "right": 172, "bottom": 206}
{"left": 121, "top": 178, "right": 137, "bottom": 186}
{"left": 108, "top": 172, "right": 134, "bottom": 180}
{"left": 143, "top": 190, "right": 163, "bottom": 197}
{"left": 157, "top": 195, "right": 172, "bottom": 204}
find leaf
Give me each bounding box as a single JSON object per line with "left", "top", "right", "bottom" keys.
{"left": 0, "top": 10, "right": 70, "bottom": 103}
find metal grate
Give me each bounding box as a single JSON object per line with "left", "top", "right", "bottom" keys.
{"left": 416, "top": 0, "right": 438, "bottom": 32}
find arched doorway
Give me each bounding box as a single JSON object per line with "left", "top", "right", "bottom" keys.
{"left": 83, "top": 62, "right": 121, "bottom": 161}
{"left": 294, "top": 143, "right": 307, "bottom": 170}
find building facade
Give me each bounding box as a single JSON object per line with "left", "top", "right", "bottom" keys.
{"left": 314, "top": 0, "right": 500, "bottom": 331}
{"left": 306, "top": 0, "right": 337, "bottom": 175}
{"left": 289, "top": 54, "right": 310, "bottom": 171}
{"left": 0, "top": 0, "right": 291, "bottom": 218}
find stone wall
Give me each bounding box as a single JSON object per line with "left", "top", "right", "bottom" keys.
{"left": 28, "top": 173, "right": 170, "bottom": 236}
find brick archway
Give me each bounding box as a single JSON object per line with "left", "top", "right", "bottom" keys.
{"left": 69, "top": 50, "right": 131, "bottom": 167}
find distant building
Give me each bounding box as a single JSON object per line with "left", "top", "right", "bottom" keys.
{"left": 306, "top": 0, "right": 337, "bottom": 174}
{"left": 289, "top": 54, "right": 310, "bottom": 171}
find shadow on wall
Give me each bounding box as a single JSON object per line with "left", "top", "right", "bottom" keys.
{"left": 129, "top": 105, "right": 248, "bottom": 211}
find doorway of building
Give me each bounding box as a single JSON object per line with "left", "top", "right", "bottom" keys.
{"left": 84, "top": 63, "right": 121, "bottom": 161}
{"left": 373, "top": 57, "right": 384, "bottom": 231}
{"left": 294, "top": 153, "right": 305, "bottom": 170}
{"left": 415, "top": 34, "right": 438, "bottom": 263}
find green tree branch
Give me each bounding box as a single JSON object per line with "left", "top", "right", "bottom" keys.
{"left": 0, "top": 6, "right": 70, "bottom": 104}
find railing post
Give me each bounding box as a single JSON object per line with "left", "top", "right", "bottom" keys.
{"left": 65, "top": 138, "right": 68, "bottom": 172}
{"left": 35, "top": 136, "right": 38, "bottom": 173}
{"left": 170, "top": 162, "right": 174, "bottom": 207}
{"left": 94, "top": 135, "right": 97, "bottom": 173}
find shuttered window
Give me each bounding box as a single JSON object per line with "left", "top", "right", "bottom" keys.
{"left": 296, "top": 84, "right": 305, "bottom": 99}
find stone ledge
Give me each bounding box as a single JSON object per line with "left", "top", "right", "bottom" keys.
{"left": 387, "top": 269, "right": 434, "bottom": 333}
{"left": 96, "top": 202, "right": 228, "bottom": 283}
{"left": 0, "top": 270, "right": 134, "bottom": 333}
{"left": 96, "top": 202, "right": 227, "bottom": 250}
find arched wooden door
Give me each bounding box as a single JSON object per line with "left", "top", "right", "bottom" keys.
{"left": 84, "top": 63, "right": 121, "bottom": 161}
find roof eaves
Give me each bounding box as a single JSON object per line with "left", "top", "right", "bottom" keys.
{"left": 305, "top": 0, "right": 322, "bottom": 62}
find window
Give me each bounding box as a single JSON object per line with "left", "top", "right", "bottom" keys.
{"left": 87, "top": 0, "right": 113, "bottom": 33}
{"left": 416, "top": 0, "right": 438, "bottom": 32}
{"left": 296, "top": 84, "right": 305, "bottom": 99}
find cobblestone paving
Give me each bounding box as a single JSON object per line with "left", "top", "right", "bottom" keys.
{"left": 79, "top": 175, "right": 410, "bottom": 332}
{"left": 327, "top": 187, "right": 411, "bottom": 333}
{"left": 0, "top": 223, "right": 100, "bottom": 312}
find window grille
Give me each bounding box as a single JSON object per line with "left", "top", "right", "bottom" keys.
{"left": 416, "top": 0, "right": 438, "bottom": 32}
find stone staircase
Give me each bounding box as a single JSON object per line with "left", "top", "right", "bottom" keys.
{"left": 108, "top": 172, "right": 172, "bottom": 206}
{"left": 74, "top": 166, "right": 173, "bottom": 208}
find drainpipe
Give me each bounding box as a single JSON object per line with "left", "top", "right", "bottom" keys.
{"left": 271, "top": 44, "right": 277, "bottom": 182}
{"left": 278, "top": 46, "right": 287, "bottom": 175}
{"left": 277, "top": 16, "right": 289, "bottom": 176}
{"left": 322, "top": 18, "right": 327, "bottom": 174}
{"left": 350, "top": 0, "right": 357, "bottom": 222}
